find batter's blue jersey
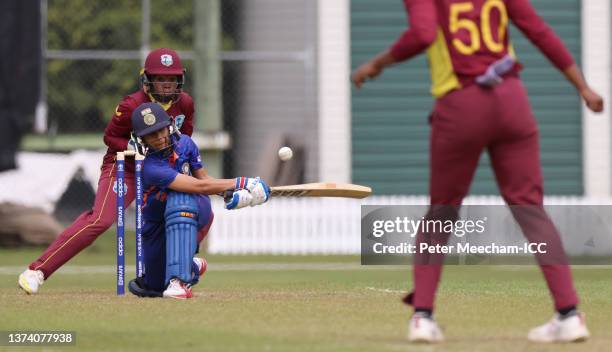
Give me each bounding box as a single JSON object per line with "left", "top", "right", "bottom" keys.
{"left": 142, "top": 134, "right": 203, "bottom": 222}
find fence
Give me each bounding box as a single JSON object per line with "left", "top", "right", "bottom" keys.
{"left": 208, "top": 196, "right": 612, "bottom": 255}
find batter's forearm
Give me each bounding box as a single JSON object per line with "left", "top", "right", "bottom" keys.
{"left": 196, "top": 178, "right": 236, "bottom": 194}
{"left": 169, "top": 174, "right": 235, "bottom": 195}
{"left": 193, "top": 168, "right": 213, "bottom": 180}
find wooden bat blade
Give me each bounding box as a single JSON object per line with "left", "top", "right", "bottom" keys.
{"left": 270, "top": 183, "right": 372, "bottom": 199}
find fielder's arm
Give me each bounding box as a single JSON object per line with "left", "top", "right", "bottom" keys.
{"left": 562, "top": 65, "right": 604, "bottom": 113}
{"left": 351, "top": 0, "right": 436, "bottom": 89}
{"left": 507, "top": 0, "right": 603, "bottom": 113}
{"left": 104, "top": 100, "right": 136, "bottom": 151}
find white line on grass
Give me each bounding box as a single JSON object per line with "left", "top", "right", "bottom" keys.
{"left": 365, "top": 286, "right": 406, "bottom": 294}
{"left": 491, "top": 265, "right": 612, "bottom": 271}
{"left": 3, "top": 264, "right": 607, "bottom": 275}
{"left": 0, "top": 263, "right": 407, "bottom": 275}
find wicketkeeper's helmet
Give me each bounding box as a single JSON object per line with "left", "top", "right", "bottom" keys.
{"left": 140, "top": 48, "right": 185, "bottom": 103}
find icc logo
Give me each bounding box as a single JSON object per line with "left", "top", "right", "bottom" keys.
{"left": 160, "top": 54, "right": 173, "bottom": 67}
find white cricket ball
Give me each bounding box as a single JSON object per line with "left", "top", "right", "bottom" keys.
{"left": 278, "top": 146, "right": 293, "bottom": 161}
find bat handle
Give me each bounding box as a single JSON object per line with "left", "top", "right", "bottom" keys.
{"left": 218, "top": 190, "right": 234, "bottom": 202}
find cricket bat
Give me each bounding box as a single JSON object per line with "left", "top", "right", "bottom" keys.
{"left": 270, "top": 183, "right": 371, "bottom": 199}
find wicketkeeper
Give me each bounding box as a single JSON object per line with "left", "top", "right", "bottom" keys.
{"left": 352, "top": 0, "right": 604, "bottom": 344}
{"left": 127, "top": 102, "right": 269, "bottom": 299}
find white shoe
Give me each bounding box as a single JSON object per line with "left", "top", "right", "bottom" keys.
{"left": 528, "top": 312, "right": 590, "bottom": 343}
{"left": 193, "top": 257, "right": 207, "bottom": 276}
{"left": 18, "top": 269, "right": 45, "bottom": 295}
{"left": 408, "top": 313, "right": 444, "bottom": 343}
{"left": 163, "top": 278, "right": 193, "bottom": 299}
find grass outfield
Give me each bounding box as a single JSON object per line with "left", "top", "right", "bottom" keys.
{"left": 1, "top": 233, "right": 611, "bottom": 351}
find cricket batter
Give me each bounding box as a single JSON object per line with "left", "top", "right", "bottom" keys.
{"left": 19, "top": 48, "right": 196, "bottom": 294}
{"left": 127, "top": 102, "right": 269, "bottom": 299}
{"left": 352, "top": 0, "right": 604, "bottom": 343}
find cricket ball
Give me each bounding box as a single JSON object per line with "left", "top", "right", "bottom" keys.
{"left": 278, "top": 146, "right": 293, "bottom": 161}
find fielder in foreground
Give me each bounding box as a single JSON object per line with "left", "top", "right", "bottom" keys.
{"left": 352, "top": 0, "right": 603, "bottom": 344}
{"left": 127, "top": 102, "right": 269, "bottom": 299}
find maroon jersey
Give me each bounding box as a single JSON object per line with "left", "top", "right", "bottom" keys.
{"left": 102, "top": 90, "right": 195, "bottom": 172}
{"left": 389, "top": 0, "right": 575, "bottom": 97}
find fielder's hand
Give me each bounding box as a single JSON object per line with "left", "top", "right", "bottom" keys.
{"left": 351, "top": 61, "right": 382, "bottom": 89}
{"left": 581, "top": 87, "right": 604, "bottom": 113}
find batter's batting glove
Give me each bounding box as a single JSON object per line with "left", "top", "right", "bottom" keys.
{"left": 245, "top": 177, "right": 270, "bottom": 206}
{"left": 225, "top": 189, "right": 253, "bottom": 210}
{"left": 234, "top": 177, "right": 271, "bottom": 206}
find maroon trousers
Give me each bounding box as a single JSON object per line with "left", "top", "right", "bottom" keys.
{"left": 408, "top": 77, "right": 578, "bottom": 310}
{"left": 30, "top": 162, "right": 211, "bottom": 279}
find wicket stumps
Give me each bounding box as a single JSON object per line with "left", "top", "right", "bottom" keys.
{"left": 116, "top": 150, "right": 145, "bottom": 295}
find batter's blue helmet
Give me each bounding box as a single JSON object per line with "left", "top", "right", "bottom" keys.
{"left": 131, "top": 102, "right": 172, "bottom": 137}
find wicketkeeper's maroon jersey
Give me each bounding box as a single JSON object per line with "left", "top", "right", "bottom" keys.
{"left": 389, "top": 0, "right": 575, "bottom": 97}
{"left": 102, "top": 90, "right": 195, "bottom": 172}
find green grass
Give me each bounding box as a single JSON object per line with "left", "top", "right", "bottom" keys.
{"left": 1, "top": 232, "right": 611, "bottom": 351}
